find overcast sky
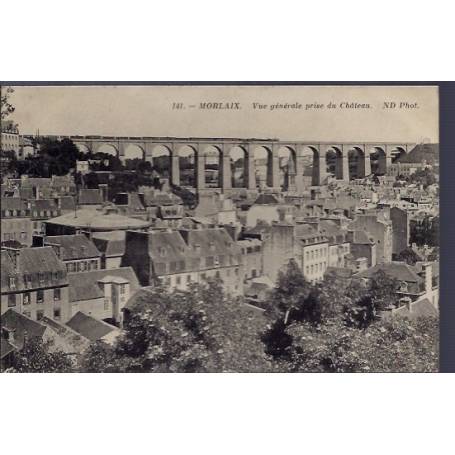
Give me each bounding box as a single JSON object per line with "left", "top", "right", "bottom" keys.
{"left": 7, "top": 85, "right": 438, "bottom": 143}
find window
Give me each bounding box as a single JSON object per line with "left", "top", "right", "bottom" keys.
{"left": 53, "top": 307, "right": 61, "bottom": 320}
{"left": 37, "top": 310, "right": 44, "bottom": 321}
{"left": 92, "top": 260, "right": 98, "bottom": 270}
{"left": 104, "top": 298, "right": 109, "bottom": 310}
{"left": 22, "top": 309, "right": 31, "bottom": 318}
{"left": 8, "top": 294, "right": 16, "bottom": 307}
{"left": 206, "top": 256, "right": 214, "bottom": 267}
{"left": 120, "top": 284, "right": 126, "bottom": 295}
{"left": 20, "top": 231, "right": 27, "bottom": 240}
{"left": 37, "top": 289, "right": 44, "bottom": 304}
{"left": 215, "top": 271, "right": 220, "bottom": 279}
{"left": 306, "top": 266, "right": 309, "bottom": 274}
{"left": 54, "top": 288, "right": 61, "bottom": 301}
{"left": 186, "top": 275, "right": 191, "bottom": 283}
{"left": 23, "top": 292, "right": 30, "bottom": 305}
{"left": 9, "top": 277, "right": 16, "bottom": 290}
{"left": 176, "top": 276, "right": 181, "bottom": 285}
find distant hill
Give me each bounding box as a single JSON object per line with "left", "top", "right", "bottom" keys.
{"left": 397, "top": 143, "right": 439, "bottom": 164}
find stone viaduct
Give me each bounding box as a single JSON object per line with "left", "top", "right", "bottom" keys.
{"left": 40, "top": 135, "right": 415, "bottom": 191}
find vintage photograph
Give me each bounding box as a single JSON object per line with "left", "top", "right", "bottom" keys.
{"left": 0, "top": 84, "right": 439, "bottom": 372}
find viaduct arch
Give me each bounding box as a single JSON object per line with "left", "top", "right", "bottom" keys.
{"left": 44, "top": 135, "right": 415, "bottom": 192}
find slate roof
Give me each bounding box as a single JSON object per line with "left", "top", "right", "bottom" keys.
{"left": 45, "top": 234, "right": 101, "bottom": 260}
{"left": 59, "top": 196, "right": 76, "bottom": 211}
{"left": 254, "top": 194, "right": 280, "bottom": 205}
{"left": 66, "top": 312, "right": 119, "bottom": 342}
{"left": 67, "top": 267, "right": 139, "bottom": 302}
{"left": 355, "top": 262, "right": 423, "bottom": 284}
{"left": 47, "top": 208, "right": 151, "bottom": 231}
{"left": 1, "top": 309, "right": 47, "bottom": 350}
{"left": 392, "top": 298, "right": 438, "bottom": 319}
{"left": 21, "top": 178, "right": 52, "bottom": 188}
{"left": 1, "top": 197, "right": 27, "bottom": 211}
{"left": 1, "top": 247, "right": 67, "bottom": 293}
{"left": 142, "top": 190, "right": 182, "bottom": 207}
{"left": 0, "top": 339, "right": 15, "bottom": 360}
{"left": 137, "top": 227, "right": 241, "bottom": 274}
{"left": 78, "top": 189, "right": 103, "bottom": 205}
{"left": 91, "top": 231, "right": 126, "bottom": 257}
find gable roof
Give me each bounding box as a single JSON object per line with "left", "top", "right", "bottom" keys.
{"left": 392, "top": 298, "right": 438, "bottom": 319}
{"left": 1, "top": 247, "right": 67, "bottom": 293}
{"left": 1, "top": 309, "right": 47, "bottom": 350}
{"left": 254, "top": 194, "right": 280, "bottom": 205}
{"left": 66, "top": 312, "right": 119, "bottom": 342}
{"left": 91, "top": 231, "right": 126, "bottom": 257}
{"left": 355, "top": 262, "right": 423, "bottom": 283}
{"left": 45, "top": 234, "right": 101, "bottom": 260}
{"left": 67, "top": 267, "right": 139, "bottom": 302}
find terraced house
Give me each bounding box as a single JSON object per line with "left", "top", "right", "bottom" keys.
{"left": 122, "top": 227, "right": 244, "bottom": 296}
{"left": 37, "top": 234, "right": 102, "bottom": 272}
{"left": 1, "top": 247, "right": 70, "bottom": 322}
{"left": 1, "top": 198, "right": 33, "bottom": 246}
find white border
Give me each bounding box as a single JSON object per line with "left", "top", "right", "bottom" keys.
{"left": 1, "top": 2, "right": 452, "bottom": 453}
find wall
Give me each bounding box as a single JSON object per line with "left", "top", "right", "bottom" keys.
{"left": 1, "top": 285, "right": 71, "bottom": 323}
{"left": 262, "top": 224, "right": 295, "bottom": 284}
{"left": 301, "top": 241, "right": 329, "bottom": 282}
{"left": 1, "top": 218, "right": 34, "bottom": 246}
{"left": 390, "top": 207, "right": 410, "bottom": 255}
{"left": 349, "top": 216, "right": 392, "bottom": 263}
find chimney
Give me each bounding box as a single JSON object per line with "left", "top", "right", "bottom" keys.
{"left": 99, "top": 184, "right": 108, "bottom": 202}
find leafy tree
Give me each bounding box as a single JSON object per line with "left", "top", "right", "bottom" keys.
{"left": 410, "top": 216, "right": 439, "bottom": 247}
{"left": 396, "top": 247, "right": 421, "bottom": 265}
{"left": 81, "top": 280, "right": 271, "bottom": 373}
{"left": 1, "top": 86, "right": 15, "bottom": 119}
{"left": 347, "top": 270, "right": 399, "bottom": 329}
{"left": 8, "top": 338, "right": 74, "bottom": 373}
{"left": 281, "top": 315, "right": 438, "bottom": 373}
{"left": 266, "top": 260, "right": 311, "bottom": 323}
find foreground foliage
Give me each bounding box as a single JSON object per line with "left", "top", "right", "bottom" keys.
{"left": 81, "top": 279, "right": 272, "bottom": 373}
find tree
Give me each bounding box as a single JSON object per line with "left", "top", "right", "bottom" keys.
{"left": 266, "top": 259, "right": 311, "bottom": 323}
{"left": 81, "top": 280, "right": 271, "bottom": 373}
{"left": 410, "top": 216, "right": 439, "bottom": 247}
{"left": 8, "top": 338, "right": 74, "bottom": 373}
{"left": 347, "top": 270, "right": 399, "bottom": 328}
{"left": 281, "top": 315, "right": 438, "bottom": 373}
{"left": 396, "top": 247, "right": 421, "bottom": 265}
{"left": 1, "top": 86, "right": 15, "bottom": 119}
